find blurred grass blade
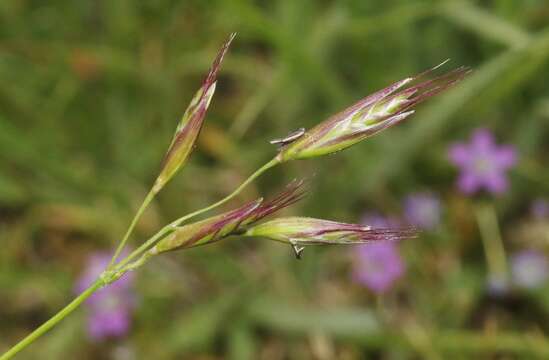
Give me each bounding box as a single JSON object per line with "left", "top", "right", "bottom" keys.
{"left": 441, "top": 0, "right": 531, "bottom": 48}
{"left": 228, "top": 321, "right": 256, "bottom": 360}
{"left": 344, "top": 2, "right": 436, "bottom": 37}
{"left": 248, "top": 296, "right": 380, "bottom": 338}
{"left": 164, "top": 289, "right": 246, "bottom": 354}
{"left": 248, "top": 297, "right": 549, "bottom": 355}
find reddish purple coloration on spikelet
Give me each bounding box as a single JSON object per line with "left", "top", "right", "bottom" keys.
{"left": 153, "top": 34, "right": 235, "bottom": 193}
{"left": 76, "top": 252, "right": 136, "bottom": 341}
{"left": 449, "top": 128, "right": 517, "bottom": 195}
{"left": 150, "top": 180, "right": 307, "bottom": 253}
{"left": 276, "top": 62, "right": 470, "bottom": 161}
{"left": 244, "top": 217, "right": 417, "bottom": 245}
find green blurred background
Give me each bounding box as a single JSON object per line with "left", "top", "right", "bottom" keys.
{"left": 1, "top": 0, "right": 549, "bottom": 358}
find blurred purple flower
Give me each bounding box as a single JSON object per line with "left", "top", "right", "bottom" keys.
{"left": 487, "top": 274, "right": 509, "bottom": 296}
{"left": 76, "top": 252, "right": 136, "bottom": 341}
{"left": 531, "top": 199, "right": 549, "bottom": 219}
{"left": 403, "top": 192, "right": 441, "bottom": 230}
{"left": 354, "top": 212, "right": 405, "bottom": 293}
{"left": 353, "top": 242, "right": 405, "bottom": 293}
{"left": 511, "top": 250, "right": 548, "bottom": 289}
{"left": 448, "top": 128, "right": 517, "bottom": 195}
{"left": 360, "top": 212, "right": 401, "bottom": 229}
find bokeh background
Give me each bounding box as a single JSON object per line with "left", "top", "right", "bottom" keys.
{"left": 1, "top": 0, "right": 549, "bottom": 359}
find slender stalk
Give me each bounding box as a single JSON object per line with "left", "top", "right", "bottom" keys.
{"left": 0, "top": 188, "right": 156, "bottom": 358}
{"left": 108, "top": 188, "right": 156, "bottom": 269}
{"left": 114, "top": 227, "right": 170, "bottom": 271}
{"left": 114, "top": 157, "right": 280, "bottom": 270}
{"left": 166, "top": 157, "right": 280, "bottom": 228}
{"left": 0, "top": 158, "right": 279, "bottom": 359}
{"left": 475, "top": 202, "right": 508, "bottom": 288}
{"left": 0, "top": 280, "right": 103, "bottom": 360}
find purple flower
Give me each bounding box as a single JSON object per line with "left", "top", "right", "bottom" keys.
{"left": 360, "top": 212, "right": 401, "bottom": 229}
{"left": 531, "top": 199, "right": 549, "bottom": 219}
{"left": 403, "top": 192, "right": 441, "bottom": 230}
{"left": 511, "top": 250, "right": 548, "bottom": 289}
{"left": 353, "top": 213, "right": 406, "bottom": 293}
{"left": 448, "top": 128, "right": 517, "bottom": 195}
{"left": 487, "top": 274, "right": 509, "bottom": 296}
{"left": 76, "top": 252, "right": 136, "bottom": 341}
{"left": 353, "top": 242, "right": 405, "bottom": 293}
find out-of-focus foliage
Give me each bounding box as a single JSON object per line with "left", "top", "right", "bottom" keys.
{"left": 1, "top": 0, "right": 549, "bottom": 359}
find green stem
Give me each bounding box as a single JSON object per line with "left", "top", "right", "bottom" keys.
{"left": 108, "top": 188, "right": 156, "bottom": 269}
{"left": 0, "top": 157, "right": 279, "bottom": 359}
{"left": 0, "top": 280, "right": 103, "bottom": 360}
{"left": 0, "top": 187, "right": 157, "bottom": 359}
{"left": 168, "top": 157, "right": 280, "bottom": 228}
{"left": 115, "top": 157, "right": 280, "bottom": 270}
{"left": 475, "top": 202, "right": 508, "bottom": 287}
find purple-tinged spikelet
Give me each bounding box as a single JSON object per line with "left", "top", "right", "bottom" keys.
{"left": 244, "top": 179, "right": 307, "bottom": 224}
{"left": 153, "top": 34, "right": 236, "bottom": 193}
{"left": 149, "top": 180, "right": 306, "bottom": 254}
{"left": 243, "top": 217, "right": 417, "bottom": 246}
{"left": 276, "top": 62, "right": 470, "bottom": 161}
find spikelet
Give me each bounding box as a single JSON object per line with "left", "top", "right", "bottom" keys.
{"left": 153, "top": 34, "right": 236, "bottom": 193}
{"left": 276, "top": 62, "right": 470, "bottom": 162}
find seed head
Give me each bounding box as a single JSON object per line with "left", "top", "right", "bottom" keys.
{"left": 243, "top": 217, "right": 417, "bottom": 246}
{"left": 149, "top": 179, "right": 306, "bottom": 254}
{"left": 276, "top": 61, "right": 470, "bottom": 162}
{"left": 153, "top": 33, "right": 236, "bottom": 193}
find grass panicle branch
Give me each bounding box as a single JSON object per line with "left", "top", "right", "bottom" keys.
{"left": 0, "top": 33, "right": 468, "bottom": 359}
